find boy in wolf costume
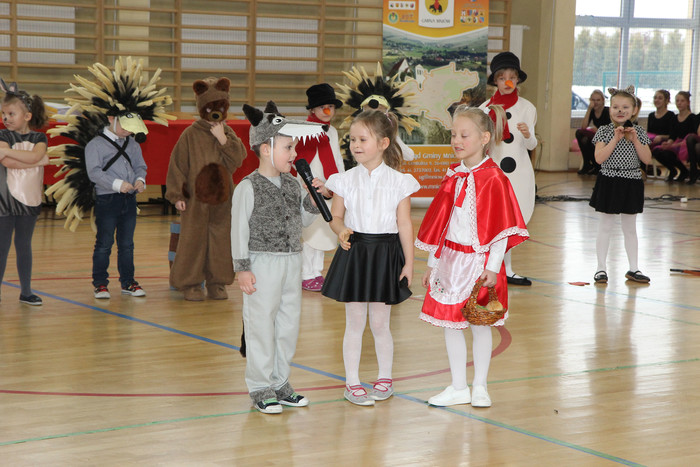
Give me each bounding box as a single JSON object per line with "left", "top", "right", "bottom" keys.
{"left": 232, "top": 101, "right": 325, "bottom": 414}
{"left": 166, "top": 77, "right": 248, "bottom": 301}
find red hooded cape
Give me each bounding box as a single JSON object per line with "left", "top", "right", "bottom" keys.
{"left": 416, "top": 159, "right": 528, "bottom": 258}
{"left": 416, "top": 159, "right": 528, "bottom": 314}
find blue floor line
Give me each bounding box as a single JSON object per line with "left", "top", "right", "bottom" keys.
{"left": 398, "top": 393, "right": 644, "bottom": 466}
{"left": 2, "top": 281, "right": 646, "bottom": 464}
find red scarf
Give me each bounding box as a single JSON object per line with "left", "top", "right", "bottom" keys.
{"left": 293, "top": 114, "right": 337, "bottom": 179}
{"left": 486, "top": 89, "right": 519, "bottom": 142}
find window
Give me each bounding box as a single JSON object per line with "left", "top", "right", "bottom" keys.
{"left": 573, "top": 0, "right": 698, "bottom": 117}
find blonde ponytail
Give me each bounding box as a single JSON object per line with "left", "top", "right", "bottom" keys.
{"left": 451, "top": 104, "right": 502, "bottom": 156}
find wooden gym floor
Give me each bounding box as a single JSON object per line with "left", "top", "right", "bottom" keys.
{"left": 1, "top": 171, "right": 699, "bottom": 466}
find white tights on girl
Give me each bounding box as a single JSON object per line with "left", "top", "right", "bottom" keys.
{"left": 343, "top": 302, "right": 392, "bottom": 386}
{"left": 596, "top": 212, "right": 638, "bottom": 272}
{"left": 444, "top": 326, "right": 493, "bottom": 390}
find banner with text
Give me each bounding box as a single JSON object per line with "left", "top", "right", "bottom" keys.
{"left": 383, "top": 0, "right": 489, "bottom": 197}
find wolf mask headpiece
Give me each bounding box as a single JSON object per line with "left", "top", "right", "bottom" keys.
{"left": 242, "top": 101, "right": 327, "bottom": 149}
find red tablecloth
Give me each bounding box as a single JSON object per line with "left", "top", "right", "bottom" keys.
{"left": 2, "top": 119, "right": 259, "bottom": 186}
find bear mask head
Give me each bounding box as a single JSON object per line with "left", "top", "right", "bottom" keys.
{"left": 193, "top": 77, "right": 230, "bottom": 122}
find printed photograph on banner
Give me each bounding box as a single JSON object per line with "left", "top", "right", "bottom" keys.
{"left": 382, "top": 0, "right": 489, "bottom": 197}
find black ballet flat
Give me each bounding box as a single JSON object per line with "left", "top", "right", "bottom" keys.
{"left": 594, "top": 270, "right": 608, "bottom": 284}
{"left": 507, "top": 274, "right": 532, "bottom": 286}
{"left": 625, "top": 270, "right": 650, "bottom": 283}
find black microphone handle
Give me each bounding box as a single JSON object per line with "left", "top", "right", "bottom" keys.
{"left": 295, "top": 162, "right": 333, "bottom": 222}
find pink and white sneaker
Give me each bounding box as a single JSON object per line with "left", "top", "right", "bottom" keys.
{"left": 302, "top": 277, "right": 322, "bottom": 292}
{"left": 369, "top": 378, "right": 394, "bottom": 401}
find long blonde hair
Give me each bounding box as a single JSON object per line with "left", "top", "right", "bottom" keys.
{"left": 451, "top": 104, "right": 505, "bottom": 156}
{"left": 350, "top": 109, "right": 402, "bottom": 170}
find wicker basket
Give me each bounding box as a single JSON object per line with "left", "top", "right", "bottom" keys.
{"left": 462, "top": 278, "right": 506, "bottom": 325}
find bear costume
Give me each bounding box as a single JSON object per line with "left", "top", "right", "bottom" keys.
{"left": 166, "top": 77, "right": 248, "bottom": 301}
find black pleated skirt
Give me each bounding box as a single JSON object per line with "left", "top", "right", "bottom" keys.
{"left": 321, "top": 232, "right": 411, "bottom": 305}
{"left": 589, "top": 174, "right": 644, "bottom": 214}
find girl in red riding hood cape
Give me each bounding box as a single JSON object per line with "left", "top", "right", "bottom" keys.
{"left": 415, "top": 105, "right": 528, "bottom": 409}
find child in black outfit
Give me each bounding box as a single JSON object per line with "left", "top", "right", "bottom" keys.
{"left": 590, "top": 86, "right": 652, "bottom": 284}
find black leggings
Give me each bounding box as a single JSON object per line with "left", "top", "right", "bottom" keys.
{"left": 687, "top": 134, "right": 700, "bottom": 178}
{"left": 0, "top": 215, "right": 38, "bottom": 297}
{"left": 652, "top": 147, "right": 689, "bottom": 180}
{"left": 575, "top": 128, "right": 600, "bottom": 171}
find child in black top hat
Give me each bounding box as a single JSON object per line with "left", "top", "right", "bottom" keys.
{"left": 478, "top": 51, "right": 537, "bottom": 286}
{"left": 294, "top": 83, "right": 345, "bottom": 292}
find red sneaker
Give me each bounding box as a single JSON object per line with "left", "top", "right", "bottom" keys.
{"left": 302, "top": 278, "right": 322, "bottom": 292}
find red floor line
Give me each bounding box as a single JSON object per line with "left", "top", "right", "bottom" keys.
{"left": 4, "top": 275, "right": 170, "bottom": 282}
{"left": 0, "top": 328, "right": 511, "bottom": 398}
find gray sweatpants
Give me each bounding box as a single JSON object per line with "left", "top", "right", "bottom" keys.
{"left": 243, "top": 252, "right": 303, "bottom": 402}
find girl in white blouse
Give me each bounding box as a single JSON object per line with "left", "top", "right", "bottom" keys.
{"left": 321, "top": 110, "right": 420, "bottom": 406}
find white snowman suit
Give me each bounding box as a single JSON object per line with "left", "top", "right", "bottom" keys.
{"left": 479, "top": 97, "right": 537, "bottom": 223}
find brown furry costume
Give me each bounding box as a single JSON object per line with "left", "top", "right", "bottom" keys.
{"left": 165, "top": 77, "right": 247, "bottom": 300}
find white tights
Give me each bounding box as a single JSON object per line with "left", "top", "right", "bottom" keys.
{"left": 444, "top": 326, "right": 493, "bottom": 390}
{"left": 504, "top": 250, "right": 514, "bottom": 277}
{"left": 596, "top": 213, "right": 638, "bottom": 272}
{"left": 343, "top": 302, "right": 392, "bottom": 386}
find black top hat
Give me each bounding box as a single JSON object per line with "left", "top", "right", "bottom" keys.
{"left": 486, "top": 52, "right": 527, "bottom": 86}
{"left": 306, "top": 83, "right": 343, "bottom": 110}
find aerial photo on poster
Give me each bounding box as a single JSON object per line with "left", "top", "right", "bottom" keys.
{"left": 382, "top": 0, "right": 489, "bottom": 197}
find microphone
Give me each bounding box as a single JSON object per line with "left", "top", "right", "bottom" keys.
{"left": 294, "top": 158, "right": 333, "bottom": 222}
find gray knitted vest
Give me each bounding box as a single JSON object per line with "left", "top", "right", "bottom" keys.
{"left": 246, "top": 171, "right": 303, "bottom": 253}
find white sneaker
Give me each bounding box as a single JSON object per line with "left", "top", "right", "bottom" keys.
{"left": 428, "top": 385, "right": 471, "bottom": 406}
{"left": 470, "top": 385, "right": 492, "bottom": 407}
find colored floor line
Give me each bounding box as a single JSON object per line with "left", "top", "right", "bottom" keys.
{"left": 513, "top": 282, "right": 700, "bottom": 324}
{"left": 0, "top": 394, "right": 644, "bottom": 466}
{"left": 397, "top": 394, "right": 645, "bottom": 467}
{"left": 398, "top": 356, "right": 700, "bottom": 397}
{"left": 0, "top": 399, "right": 348, "bottom": 447}
{"left": 8, "top": 352, "right": 694, "bottom": 400}
{"left": 0, "top": 327, "right": 511, "bottom": 397}
{"left": 489, "top": 357, "right": 700, "bottom": 385}
{"left": 1, "top": 281, "right": 512, "bottom": 392}
{"left": 0, "top": 283, "right": 678, "bottom": 463}
{"left": 6, "top": 275, "right": 169, "bottom": 282}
